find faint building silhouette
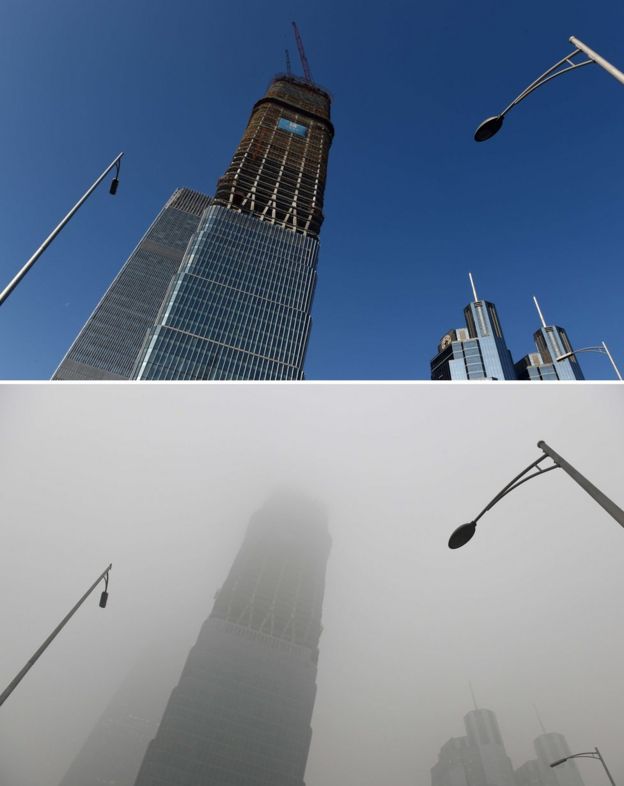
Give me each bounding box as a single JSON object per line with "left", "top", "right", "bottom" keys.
{"left": 134, "top": 493, "right": 331, "bottom": 786}
{"left": 57, "top": 639, "right": 188, "bottom": 786}
{"left": 431, "top": 707, "right": 516, "bottom": 786}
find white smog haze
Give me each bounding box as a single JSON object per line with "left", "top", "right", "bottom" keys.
{"left": 0, "top": 383, "right": 622, "bottom": 786}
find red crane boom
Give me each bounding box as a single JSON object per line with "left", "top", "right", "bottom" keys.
{"left": 291, "top": 21, "right": 313, "bottom": 83}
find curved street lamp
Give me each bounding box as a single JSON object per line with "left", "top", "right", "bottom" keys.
{"left": 551, "top": 747, "right": 616, "bottom": 786}
{"left": 474, "top": 36, "right": 624, "bottom": 142}
{"left": 556, "top": 341, "right": 622, "bottom": 381}
{"left": 0, "top": 153, "right": 124, "bottom": 307}
{"left": 0, "top": 564, "right": 112, "bottom": 708}
{"left": 448, "top": 441, "right": 624, "bottom": 548}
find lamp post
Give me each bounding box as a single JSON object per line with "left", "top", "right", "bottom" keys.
{"left": 551, "top": 747, "right": 616, "bottom": 786}
{"left": 0, "top": 564, "right": 112, "bottom": 708}
{"left": 448, "top": 441, "right": 624, "bottom": 548}
{"left": 474, "top": 37, "right": 624, "bottom": 142}
{"left": 556, "top": 342, "right": 622, "bottom": 381}
{"left": 0, "top": 153, "right": 124, "bottom": 307}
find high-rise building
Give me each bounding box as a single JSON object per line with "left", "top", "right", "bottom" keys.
{"left": 516, "top": 758, "right": 552, "bottom": 786}
{"left": 514, "top": 298, "right": 584, "bottom": 381}
{"left": 431, "top": 283, "right": 585, "bottom": 381}
{"left": 134, "top": 494, "right": 331, "bottom": 786}
{"left": 53, "top": 189, "right": 212, "bottom": 380}
{"left": 431, "top": 706, "right": 516, "bottom": 786}
{"left": 516, "top": 733, "right": 586, "bottom": 786}
{"left": 534, "top": 733, "right": 585, "bottom": 786}
{"left": 54, "top": 40, "right": 333, "bottom": 380}
{"left": 432, "top": 704, "right": 586, "bottom": 786}
{"left": 431, "top": 736, "right": 486, "bottom": 786}
{"left": 430, "top": 275, "right": 516, "bottom": 380}
{"left": 57, "top": 639, "right": 187, "bottom": 786}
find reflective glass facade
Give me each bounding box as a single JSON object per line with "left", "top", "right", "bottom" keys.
{"left": 134, "top": 495, "right": 330, "bottom": 786}
{"left": 54, "top": 73, "right": 333, "bottom": 381}
{"left": 515, "top": 326, "right": 584, "bottom": 381}
{"left": 133, "top": 75, "right": 333, "bottom": 380}
{"left": 431, "top": 300, "right": 516, "bottom": 380}
{"left": 53, "top": 189, "right": 212, "bottom": 380}
{"left": 133, "top": 205, "right": 319, "bottom": 380}
{"left": 432, "top": 294, "right": 585, "bottom": 381}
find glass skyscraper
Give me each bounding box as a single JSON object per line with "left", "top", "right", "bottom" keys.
{"left": 430, "top": 282, "right": 516, "bottom": 380}
{"left": 133, "top": 493, "right": 331, "bottom": 786}
{"left": 514, "top": 301, "right": 584, "bottom": 380}
{"left": 431, "top": 285, "right": 584, "bottom": 381}
{"left": 53, "top": 189, "right": 212, "bottom": 380}
{"left": 56, "top": 640, "right": 186, "bottom": 786}
{"left": 432, "top": 704, "right": 586, "bottom": 786}
{"left": 431, "top": 707, "right": 516, "bottom": 786}
{"left": 516, "top": 733, "right": 586, "bottom": 786}
{"left": 54, "top": 71, "right": 333, "bottom": 380}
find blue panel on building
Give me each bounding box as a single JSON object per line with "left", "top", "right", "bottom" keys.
{"left": 278, "top": 117, "right": 308, "bottom": 136}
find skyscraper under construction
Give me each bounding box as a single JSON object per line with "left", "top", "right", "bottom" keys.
{"left": 133, "top": 494, "right": 331, "bottom": 786}
{"left": 54, "top": 29, "right": 334, "bottom": 380}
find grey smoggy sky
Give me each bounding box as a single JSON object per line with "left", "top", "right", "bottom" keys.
{"left": 0, "top": 383, "right": 622, "bottom": 786}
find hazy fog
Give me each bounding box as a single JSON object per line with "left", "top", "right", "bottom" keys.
{"left": 0, "top": 383, "right": 622, "bottom": 786}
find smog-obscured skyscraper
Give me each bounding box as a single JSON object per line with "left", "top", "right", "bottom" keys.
{"left": 57, "top": 639, "right": 187, "bottom": 786}
{"left": 464, "top": 709, "right": 517, "bottom": 786}
{"left": 432, "top": 702, "right": 586, "bottom": 786}
{"left": 55, "top": 31, "right": 333, "bottom": 380}
{"left": 134, "top": 494, "right": 331, "bottom": 786}
{"left": 431, "top": 705, "right": 516, "bottom": 786}
{"left": 516, "top": 732, "right": 586, "bottom": 786}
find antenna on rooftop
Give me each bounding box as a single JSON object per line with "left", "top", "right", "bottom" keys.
{"left": 292, "top": 21, "right": 313, "bottom": 83}
{"left": 532, "top": 703, "right": 547, "bottom": 734}
{"left": 468, "top": 272, "right": 479, "bottom": 302}
{"left": 533, "top": 296, "right": 547, "bottom": 328}
{"left": 469, "top": 682, "right": 479, "bottom": 711}
{"left": 285, "top": 48, "right": 292, "bottom": 76}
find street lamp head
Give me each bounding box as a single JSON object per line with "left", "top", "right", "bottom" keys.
{"left": 448, "top": 521, "right": 477, "bottom": 549}
{"left": 550, "top": 758, "right": 568, "bottom": 768}
{"left": 109, "top": 177, "right": 120, "bottom": 195}
{"left": 474, "top": 115, "right": 504, "bottom": 142}
{"left": 99, "top": 590, "right": 109, "bottom": 608}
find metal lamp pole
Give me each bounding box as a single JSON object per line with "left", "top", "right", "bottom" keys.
{"left": 448, "top": 441, "right": 624, "bottom": 548}
{"left": 0, "top": 153, "right": 124, "bottom": 307}
{"left": 0, "top": 563, "right": 112, "bottom": 708}
{"left": 557, "top": 342, "right": 623, "bottom": 381}
{"left": 551, "top": 747, "right": 616, "bottom": 786}
{"left": 474, "top": 37, "right": 624, "bottom": 141}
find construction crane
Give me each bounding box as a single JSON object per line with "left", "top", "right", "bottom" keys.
{"left": 291, "top": 21, "right": 313, "bottom": 83}
{"left": 285, "top": 48, "right": 292, "bottom": 76}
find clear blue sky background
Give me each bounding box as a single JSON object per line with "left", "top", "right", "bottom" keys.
{"left": 0, "top": 0, "right": 622, "bottom": 380}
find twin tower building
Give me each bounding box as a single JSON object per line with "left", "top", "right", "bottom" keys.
{"left": 432, "top": 707, "right": 586, "bottom": 786}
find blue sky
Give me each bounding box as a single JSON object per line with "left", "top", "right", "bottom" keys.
{"left": 0, "top": 0, "right": 623, "bottom": 379}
